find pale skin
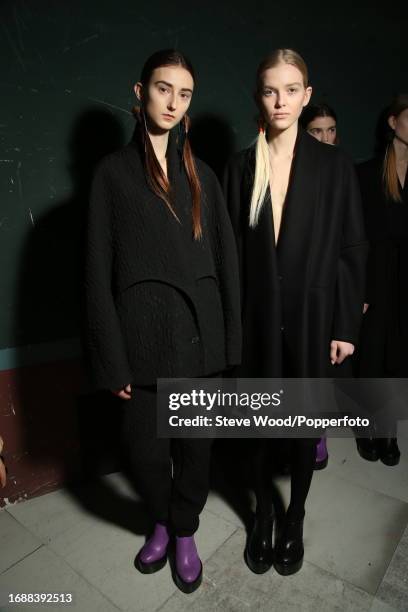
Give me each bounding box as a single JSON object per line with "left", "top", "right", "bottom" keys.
{"left": 307, "top": 116, "right": 337, "bottom": 145}
{"left": 363, "top": 108, "right": 408, "bottom": 317}
{"left": 112, "top": 65, "right": 194, "bottom": 400}
{"left": 259, "top": 62, "right": 354, "bottom": 365}
{"left": 389, "top": 108, "right": 408, "bottom": 188}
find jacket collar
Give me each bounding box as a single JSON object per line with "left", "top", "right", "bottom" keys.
{"left": 275, "top": 128, "right": 320, "bottom": 272}
{"left": 247, "top": 127, "right": 321, "bottom": 278}
{"left": 129, "top": 122, "right": 185, "bottom": 192}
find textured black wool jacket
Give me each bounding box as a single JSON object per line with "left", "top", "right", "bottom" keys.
{"left": 84, "top": 129, "right": 241, "bottom": 391}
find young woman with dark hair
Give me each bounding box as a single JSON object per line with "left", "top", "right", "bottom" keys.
{"left": 300, "top": 103, "right": 338, "bottom": 145}
{"left": 224, "top": 48, "right": 367, "bottom": 576}
{"left": 84, "top": 49, "right": 241, "bottom": 593}
{"left": 356, "top": 94, "right": 408, "bottom": 466}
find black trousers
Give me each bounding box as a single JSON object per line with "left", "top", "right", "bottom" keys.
{"left": 122, "top": 385, "right": 213, "bottom": 537}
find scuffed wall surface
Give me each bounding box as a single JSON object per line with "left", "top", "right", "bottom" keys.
{"left": 0, "top": 359, "right": 83, "bottom": 508}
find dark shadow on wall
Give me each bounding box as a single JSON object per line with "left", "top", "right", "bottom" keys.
{"left": 189, "top": 113, "right": 236, "bottom": 181}
{"left": 12, "top": 109, "right": 128, "bottom": 498}
{"left": 16, "top": 108, "right": 126, "bottom": 349}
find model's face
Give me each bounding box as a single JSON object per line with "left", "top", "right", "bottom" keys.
{"left": 389, "top": 108, "right": 408, "bottom": 144}
{"left": 259, "top": 62, "right": 312, "bottom": 132}
{"left": 135, "top": 65, "right": 194, "bottom": 132}
{"left": 307, "top": 116, "right": 337, "bottom": 145}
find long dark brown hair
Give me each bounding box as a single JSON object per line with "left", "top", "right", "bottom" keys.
{"left": 133, "top": 49, "right": 202, "bottom": 239}
{"left": 383, "top": 94, "right": 408, "bottom": 203}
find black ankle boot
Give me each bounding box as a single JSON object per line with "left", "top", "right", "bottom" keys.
{"left": 378, "top": 438, "right": 400, "bottom": 466}
{"left": 356, "top": 437, "right": 379, "bottom": 462}
{"left": 245, "top": 514, "right": 274, "bottom": 574}
{"left": 274, "top": 517, "right": 304, "bottom": 576}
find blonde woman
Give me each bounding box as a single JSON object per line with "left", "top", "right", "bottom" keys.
{"left": 224, "top": 49, "right": 367, "bottom": 575}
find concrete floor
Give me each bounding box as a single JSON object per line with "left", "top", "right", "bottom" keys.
{"left": 1, "top": 432, "right": 408, "bottom": 612}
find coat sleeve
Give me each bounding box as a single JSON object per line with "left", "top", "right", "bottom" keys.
{"left": 332, "top": 156, "right": 368, "bottom": 345}
{"left": 222, "top": 154, "right": 247, "bottom": 307}
{"left": 208, "top": 169, "right": 242, "bottom": 368}
{"left": 223, "top": 157, "right": 240, "bottom": 228}
{"left": 84, "top": 160, "right": 133, "bottom": 391}
{"left": 355, "top": 162, "right": 376, "bottom": 304}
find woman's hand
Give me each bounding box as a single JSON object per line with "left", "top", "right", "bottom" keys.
{"left": 363, "top": 303, "right": 369, "bottom": 314}
{"left": 330, "top": 340, "right": 355, "bottom": 365}
{"left": 112, "top": 384, "right": 132, "bottom": 400}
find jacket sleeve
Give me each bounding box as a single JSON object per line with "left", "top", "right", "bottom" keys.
{"left": 223, "top": 154, "right": 244, "bottom": 257}
{"left": 209, "top": 170, "right": 242, "bottom": 368}
{"left": 84, "top": 160, "right": 133, "bottom": 391}
{"left": 332, "top": 157, "right": 368, "bottom": 345}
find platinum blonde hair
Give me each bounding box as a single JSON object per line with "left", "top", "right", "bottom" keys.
{"left": 249, "top": 49, "right": 309, "bottom": 227}
{"left": 249, "top": 129, "right": 271, "bottom": 226}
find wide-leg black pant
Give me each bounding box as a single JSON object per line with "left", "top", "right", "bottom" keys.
{"left": 122, "top": 385, "right": 213, "bottom": 536}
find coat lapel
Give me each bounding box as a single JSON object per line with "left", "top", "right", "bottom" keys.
{"left": 243, "top": 148, "right": 279, "bottom": 279}
{"left": 276, "top": 129, "right": 320, "bottom": 283}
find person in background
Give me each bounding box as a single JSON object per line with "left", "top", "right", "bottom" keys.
{"left": 355, "top": 94, "right": 408, "bottom": 466}
{"left": 301, "top": 103, "right": 338, "bottom": 145}
{"left": 300, "top": 102, "right": 339, "bottom": 471}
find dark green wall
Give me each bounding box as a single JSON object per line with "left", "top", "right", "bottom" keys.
{"left": 0, "top": 0, "right": 406, "bottom": 350}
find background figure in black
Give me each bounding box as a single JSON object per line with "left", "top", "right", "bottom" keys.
{"left": 300, "top": 103, "right": 338, "bottom": 145}
{"left": 84, "top": 50, "right": 241, "bottom": 594}
{"left": 299, "top": 101, "right": 339, "bottom": 472}
{"left": 224, "top": 49, "right": 366, "bottom": 577}
{"left": 356, "top": 94, "right": 408, "bottom": 466}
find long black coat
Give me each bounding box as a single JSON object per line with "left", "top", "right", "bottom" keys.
{"left": 223, "top": 129, "right": 367, "bottom": 378}
{"left": 84, "top": 129, "right": 241, "bottom": 391}
{"left": 356, "top": 157, "right": 408, "bottom": 376}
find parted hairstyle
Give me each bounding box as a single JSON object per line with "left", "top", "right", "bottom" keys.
{"left": 250, "top": 49, "right": 309, "bottom": 227}
{"left": 300, "top": 103, "right": 337, "bottom": 129}
{"left": 383, "top": 94, "right": 408, "bottom": 203}
{"left": 133, "top": 49, "right": 202, "bottom": 239}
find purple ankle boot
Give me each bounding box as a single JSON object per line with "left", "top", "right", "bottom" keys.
{"left": 174, "top": 536, "right": 202, "bottom": 593}
{"left": 135, "top": 523, "right": 169, "bottom": 574}
{"left": 314, "top": 437, "right": 328, "bottom": 470}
